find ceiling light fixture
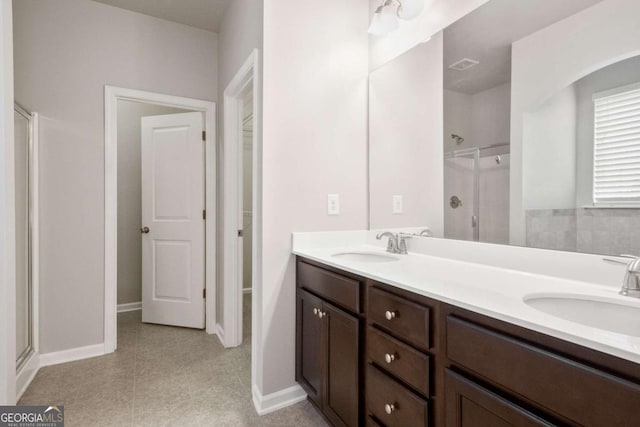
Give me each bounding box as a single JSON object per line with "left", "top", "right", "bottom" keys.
{"left": 369, "top": 0, "right": 425, "bottom": 36}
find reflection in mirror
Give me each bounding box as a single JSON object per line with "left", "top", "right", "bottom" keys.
{"left": 523, "top": 55, "right": 640, "bottom": 255}
{"left": 369, "top": 34, "right": 444, "bottom": 235}
{"left": 369, "top": 0, "right": 640, "bottom": 256}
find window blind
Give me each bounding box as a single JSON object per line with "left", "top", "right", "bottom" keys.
{"left": 593, "top": 85, "right": 640, "bottom": 204}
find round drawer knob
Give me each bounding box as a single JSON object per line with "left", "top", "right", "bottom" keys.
{"left": 385, "top": 310, "right": 397, "bottom": 320}
{"left": 384, "top": 353, "right": 396, "bottom": 364}
{"left": 318, "top": 311, "right": 326, "bottom": 319}
{"left": 313, "top": 308, "right": 319, "bottom": 316}
{"left": 384, "top": 403, "right": 396, "bottom": 415}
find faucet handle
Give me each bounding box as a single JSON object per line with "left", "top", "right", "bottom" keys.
{"left": 397, "top": 234, "right": 412, "bottom": 255}
{"left": 377, "top": 231, "right": 399, "bottom": 253}
{"left": 604, "top": 254, "right": 639, "bottom": 265}
{"left": 418, "top": 228, "right": 432, "bottom": 237}
{"left": 603, "top": 257, "right": 631, "bottom": 265}
{"left": 604, "top": 254, "right": 640, "bottom": 276}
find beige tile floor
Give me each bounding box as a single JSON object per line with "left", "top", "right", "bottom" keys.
{"left": 19, "top": 295, "right": 328, "bottom": 427}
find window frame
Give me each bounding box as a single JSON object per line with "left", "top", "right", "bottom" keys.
{"left": 591, "top": 82, "right": 640, "bottom": 208}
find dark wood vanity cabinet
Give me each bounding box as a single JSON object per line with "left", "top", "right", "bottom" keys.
{"left": 295, "top": 257, "right": 640, "bottom": 427}
{"left": 444, "top": 311, "right": 640, "bottom": 427}
{"left": 364, "top": 283, "right": 437, "bottom": 427}
{"left": 444, "top": 369, "right": 552, "bottom": 427}
{"left": 296, "top": 260, "right": 364, "bottom": 427}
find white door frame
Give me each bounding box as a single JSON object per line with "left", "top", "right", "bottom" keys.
{"left": 222, "top": 49, "right": 262, "bottom": 355}
{"left": 104, "top": 86, "right": 216, "bottom": 354}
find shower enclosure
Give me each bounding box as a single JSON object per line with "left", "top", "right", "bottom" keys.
{"left": 444, "top": 143, "right": 510, "bottom": 243}
{"left": 14, "top": 103, "right": 36, "bottom": 375}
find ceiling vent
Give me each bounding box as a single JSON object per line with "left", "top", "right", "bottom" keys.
{"left": 449, "top": 58, "right": 479, "bottom": 71}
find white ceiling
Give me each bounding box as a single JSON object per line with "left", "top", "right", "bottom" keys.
{"left": 444, "top": 0, "right": 603, "bottom": 94}
{"left": 92, "top": 0, "right": 231, "bottom": 33}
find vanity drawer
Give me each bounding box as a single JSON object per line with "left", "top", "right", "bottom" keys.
{"left": 447, "top": 316, "right": 640, "bottom": 426}
{"left": 367, "top": 326, "right": 430, "bottom": 396}
{"left": 366, "top": 416, "right": 383, "bottom": 427}
{"left": 368, "top": 287, "right": 431, "bottom": 351}
{"left": 366, "top": 364, "right": 429, "bottom": 427}
{"left": 297, "top": 261, "right": 361, "bottom": 313}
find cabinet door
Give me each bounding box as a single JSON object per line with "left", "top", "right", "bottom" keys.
{"left": 445, "top": 370, "right": 553, "bottom": 427}
{"left": 296, "top": 289, "right": 324, "bottom": 407}
{"left": 323, "top": 301, "right": 360, "bottom": 427}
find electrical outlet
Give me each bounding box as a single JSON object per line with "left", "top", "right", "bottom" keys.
{"left": 393, "top": 195, "right": 403, "bottom": 214}
{"left": 327, "top": 194, "right": 340, "bottom": 215}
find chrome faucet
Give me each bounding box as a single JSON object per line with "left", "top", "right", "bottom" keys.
{"left": 377, "top": 232, "right": 398, "bottom": 253}
{"left": 603, "top": 255, "right": 640, "bottom": 298}
{"left": 376, "top": 232, "right": 411, "bottom": 255}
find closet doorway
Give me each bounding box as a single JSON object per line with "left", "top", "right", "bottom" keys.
{"left": 222, "top": 49, "right": 261, "bottom": 351}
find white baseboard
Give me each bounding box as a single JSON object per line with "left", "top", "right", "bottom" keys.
{"left": 215, "top": 323, "right": 226, "bottom": 347}
{"left": 16, "top": 352, "right": 40, "bottom": 400}
{"left": 243, "top": 288, "right": 252, "bottom": 294}
{"left": 117, "top": 301, "right": 142, "bottom": 313}
{"left": 39, "top": 343, "right": 105, "bottom": 367}
{"left": 252, "top": 383, "right": 307, "bottom": 416}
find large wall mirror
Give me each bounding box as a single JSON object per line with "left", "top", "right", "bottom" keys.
{"left": 369, "top": 0, "right": 640, "bottom": 257}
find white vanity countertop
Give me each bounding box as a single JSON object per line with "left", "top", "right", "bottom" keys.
{"left": 292, "top": 231, "right": 640, "bottom": 364}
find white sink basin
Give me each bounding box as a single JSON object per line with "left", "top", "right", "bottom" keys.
{"left": 524, "top": 294, "right": 640, "bottom": 337}
{"left": 331, "top": 251, "right": 399, "bottom": 263}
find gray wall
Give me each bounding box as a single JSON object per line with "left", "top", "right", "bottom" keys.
{"left": 522, "top": 84, "right": 577, "bottom": 210}
{"left": 117, "top": 101, "right": 187, "bottom": 305}
{"left": 13, "top": 0, "right": 218, "bottom": 353}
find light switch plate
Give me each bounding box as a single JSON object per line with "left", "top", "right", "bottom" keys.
{"left": 393, "top": 195, "right": 403, "bottom": 214}
{"left": 327, "top": 194, "right": 340, "bottom": 215}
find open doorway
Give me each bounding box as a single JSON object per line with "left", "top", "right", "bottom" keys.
{"left": 104, "top": 87, "right": 216, "bottom": 353}
{"left": 222, "top": 50, "right": 261, "bottom": 355}
{"left": 241, "top": 84, "right": 254, "bottom": 342}
{"left": 116, "top": 100, "right": 204, "bottom": 330}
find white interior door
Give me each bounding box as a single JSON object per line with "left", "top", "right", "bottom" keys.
{"left": 141, "top": 112, "right": 205, "bottom": 328}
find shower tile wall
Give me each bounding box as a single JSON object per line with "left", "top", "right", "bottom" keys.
{"left": 577, "top": 209, "right": 640, "bottom": 255}
{"left": 526, "top": 208, "right": 640, "bottom": 255}
{"left": 525, "top": 209, "right": 577, "bottom": 252}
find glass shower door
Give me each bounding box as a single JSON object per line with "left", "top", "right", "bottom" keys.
{"left": 478, "top": 152, "right": 510, "bottom": 244}
{"left": 15, "top": 105, "right": 32, "bottom": 370}
{"left": 444, "top": 149, "right": 480, "bottom": 241}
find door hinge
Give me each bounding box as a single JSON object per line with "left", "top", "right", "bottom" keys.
{"left": 203, "top": 288, "right": 206, "bottom": 299}
{"left": 203, "top": 209, "right": 206, "bottom": 220}
{"left": 202, "top": 130, "right": 206, "bottom": 141}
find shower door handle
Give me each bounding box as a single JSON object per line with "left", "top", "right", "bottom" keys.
{"left": 471, "top": 215, "right": 477, "bottom": 228}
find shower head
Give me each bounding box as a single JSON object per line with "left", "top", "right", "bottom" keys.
{"left": 451, "top": 134, "right": 464, "bottom": 144}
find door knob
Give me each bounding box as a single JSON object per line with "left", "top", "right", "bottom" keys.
{"left": 385, "top": 310, "right": 397, "bottom": 320}
{"left": 140, "top": 226, "right": 150, "bottom": 234}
